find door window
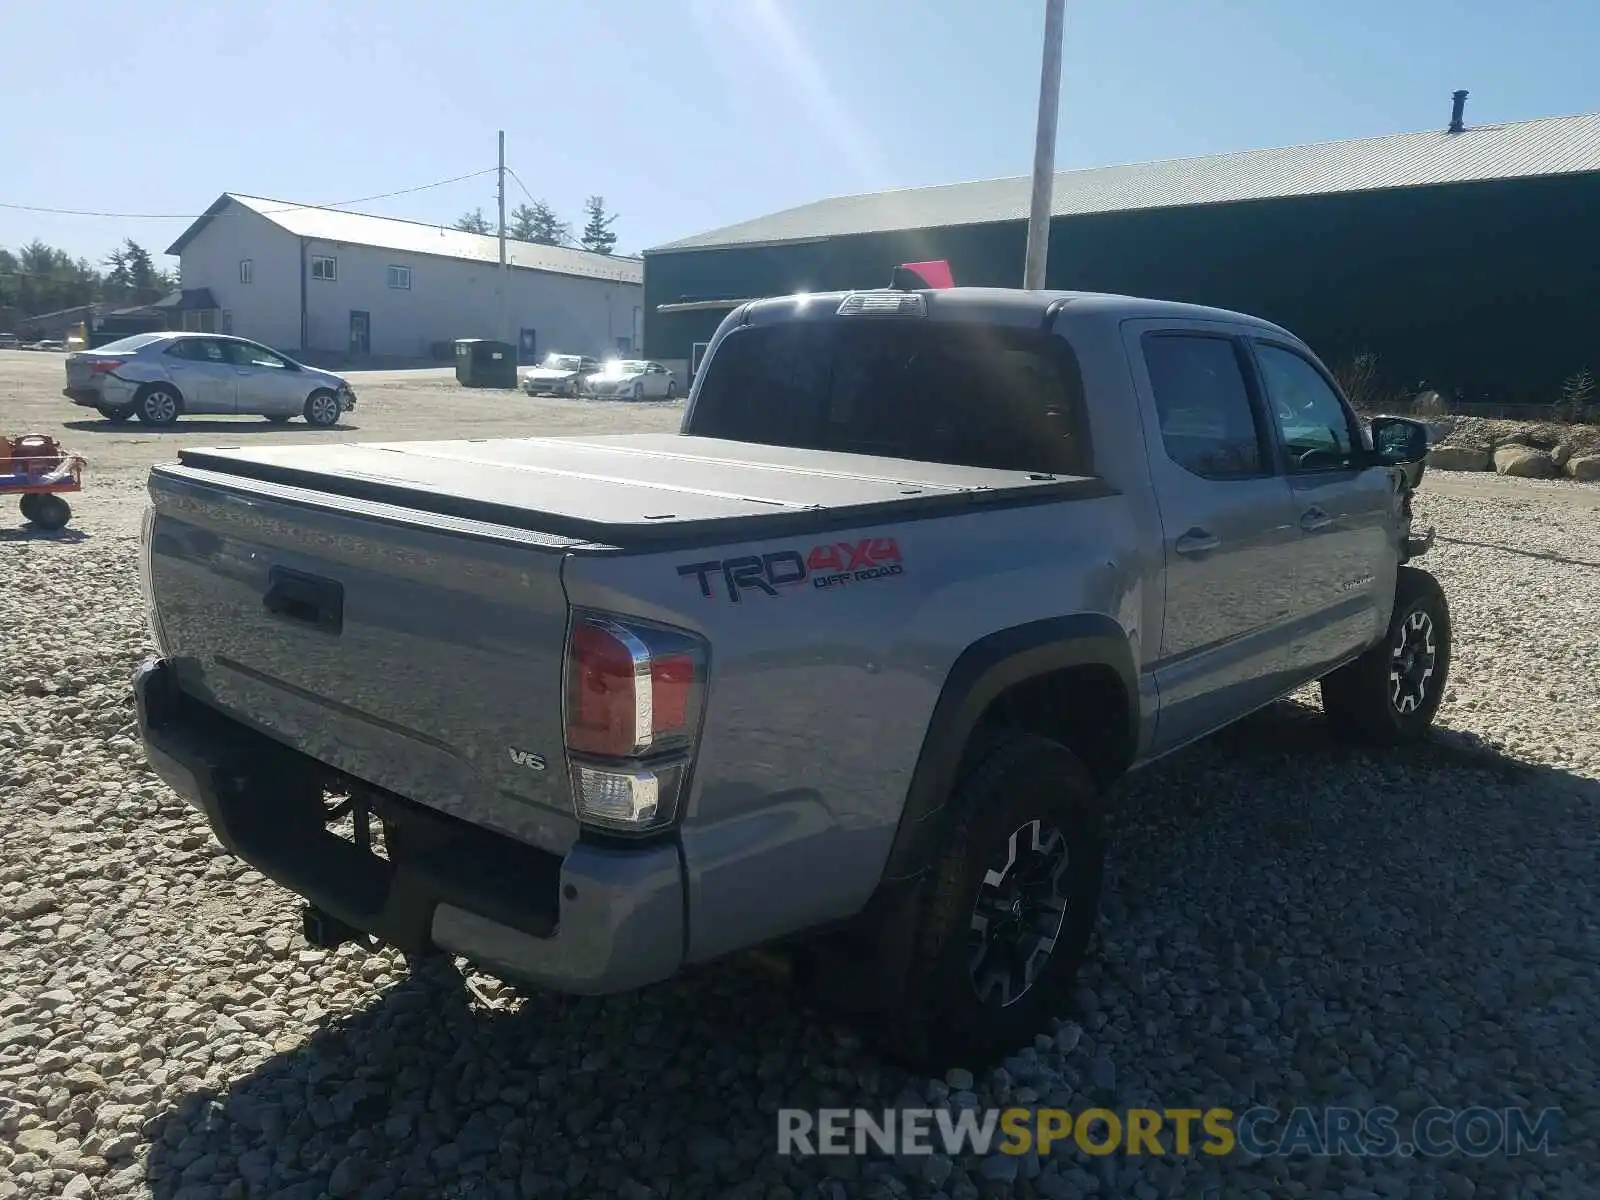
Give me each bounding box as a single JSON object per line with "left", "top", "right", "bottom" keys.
{"left": 226, "top": 341, "right": 289, "bottom": 370}
{"left": 168, "top": 338, "right": 227, "bottom": 363}
{"left": 1141, "top": 334, "right": 1269, "bottom": 480}
{"left": 1255, "top": 343, "right": 1363, "bottom": 473}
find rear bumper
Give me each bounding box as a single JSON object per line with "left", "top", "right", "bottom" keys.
{"left": 64, "top": 377, "right": 136, "bottom": 407}
{"left": 134, "top": 658, "right": 685, "bottom": 993}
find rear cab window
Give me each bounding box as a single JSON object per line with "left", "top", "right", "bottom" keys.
{"left": 1141, "top": 333, "right": 1273, "bottom": 480}
{"left": 686, "top": 318, "right": 1090, "bottom": 476}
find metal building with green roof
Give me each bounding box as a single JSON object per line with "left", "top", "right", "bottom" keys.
{"left": 643, "top": 98, "right": 1600, "bottom": 404}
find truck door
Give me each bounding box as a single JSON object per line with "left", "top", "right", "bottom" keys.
{"left": 1124, "top": 321, "right": 1303, "bottom": 755}
{"left": 1248, "top": 338, "right": 1398, "bottom": 679}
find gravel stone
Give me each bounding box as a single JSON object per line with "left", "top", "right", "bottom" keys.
{"left": 0, "top": 393, "right": 1595, "bottom": 1199}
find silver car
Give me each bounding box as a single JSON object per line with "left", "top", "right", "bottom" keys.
{"left": 521, "top": 353, "right": 601, "bottom": 397}
{"left": 582, "top": 359, "right": 680, "bottom": 401}
{"left": 62, "top": 332, "right": 357, "bottom": 427}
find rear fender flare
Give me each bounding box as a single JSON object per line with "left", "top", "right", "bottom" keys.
{"left": 880, "top": 614, "right": 1138, "bottom": 888}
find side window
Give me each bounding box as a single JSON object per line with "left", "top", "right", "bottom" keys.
{"left": 169, "top": 338, "right": 226, "bottom": 363}
{"left": 1142, "top": 334, "right": 1268, "bottom": 480}
{"left": 228, "top": 341, "right": 287, "bottom": 369}
{"left": 1255, "top": 343, "right": 1362, "bottom": 472}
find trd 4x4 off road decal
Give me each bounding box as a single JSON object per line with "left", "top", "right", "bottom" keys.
{"left": 678, "top": 537, "right": 905, "bottom": 603}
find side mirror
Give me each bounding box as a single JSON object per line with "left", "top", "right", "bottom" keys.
{"left": 1371, "top": 416, "right": 1429, "bottom": 490}
{"left": 1371, "top": 416, "right": 1428, "bottom": 464}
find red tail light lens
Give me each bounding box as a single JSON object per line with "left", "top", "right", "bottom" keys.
{"left": 89, "top": 360, "right": 124, "bottom": 373}
{"left": 566, "top": 621, "right": 645, "bottom": 757}
{"left": 564, "top": 613, "right": 706, "bottom": 758}
{"left": 649, "top": 653, "right": 696, "bottom": 734}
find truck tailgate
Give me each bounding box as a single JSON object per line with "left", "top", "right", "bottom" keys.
{"left": 145, "top": 464, "right": 584, "bottom": 854}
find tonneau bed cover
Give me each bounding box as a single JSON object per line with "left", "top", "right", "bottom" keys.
{"left": 167, "top": 433, "right": 1108, "bottom": 546}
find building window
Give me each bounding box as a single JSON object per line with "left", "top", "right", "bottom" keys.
{"left": 220, "top": 311, "right": 233, "bottom": 335}
{"left": 311, "top": 255, "right": 337, "bottom": 282}
{"left": 239, "top": 259, "right": 253, "bottom": 285}
{"left": 387, "top": 265, "right": 412, "bottom": 290}
{"left": 691, "top": 341, "right": 710, "bottom": 378}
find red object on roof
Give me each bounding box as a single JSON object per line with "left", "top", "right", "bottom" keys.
{"left": 893, "top": 260, "right": 955, "bottom": 289}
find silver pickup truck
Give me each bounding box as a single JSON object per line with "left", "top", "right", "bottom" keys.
{"left": 135, "top": 285, "right": 1443, "bottom": 1068}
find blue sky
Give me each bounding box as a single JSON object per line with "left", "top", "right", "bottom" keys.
{"left": 2, "top": 0, "right": 1595, "bottom": 268}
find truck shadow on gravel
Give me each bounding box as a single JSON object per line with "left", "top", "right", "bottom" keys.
{"left": 141, "top": 955, "right": 856, "bottom": 1199}
{"left": 139, "top": 699, "right": 1596, "bottom": 1199}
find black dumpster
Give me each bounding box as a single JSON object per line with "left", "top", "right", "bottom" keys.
{"left": 454, "top": 339, "right": 518, "bottom": 388}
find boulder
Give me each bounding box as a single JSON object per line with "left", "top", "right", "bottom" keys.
{"left": 1552, "top": 441, "right": 1575, "bottom": 469}
{"left": 1493, "top": 444, "right": 1557, "bottom": 478}
{"left": 1567, "top": 454, "right": 1600, "bottom": 482}
{"left": 1427, "top": 444, "right": 1491, "bottom": 472}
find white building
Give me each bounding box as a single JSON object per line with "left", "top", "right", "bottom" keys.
{"left": 165, "top": 193, "right": 643, "bottom": 363}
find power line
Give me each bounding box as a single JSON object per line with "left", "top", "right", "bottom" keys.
{"left": 0, "top": 169, "right": 499, "bottom": 221}
{"left": 506, "top": 167, "right": 540, "bottom": 209}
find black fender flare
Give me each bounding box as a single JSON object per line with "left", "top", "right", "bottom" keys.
{"left": 879, "top": 613, "right": 1139, "bottom": 888}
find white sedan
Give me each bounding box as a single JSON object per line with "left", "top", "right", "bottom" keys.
{"left": 582, "top": 360, "right": 679, "bottom": 401}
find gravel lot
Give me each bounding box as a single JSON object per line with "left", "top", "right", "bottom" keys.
{"left": 2, "top": 349, "right": 1598, "bottom": 1199}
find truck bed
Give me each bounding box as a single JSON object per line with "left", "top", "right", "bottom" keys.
{"left": 169, "top": 434, "right": 1107, "bottom": 547}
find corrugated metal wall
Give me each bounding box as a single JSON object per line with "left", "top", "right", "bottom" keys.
{"left": 644, "top": 173, "right": 1600, "bottom": 405}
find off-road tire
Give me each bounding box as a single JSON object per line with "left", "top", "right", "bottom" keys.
{"left": 871, "top": 731, "right": 1105, "bottom": 1071}
{"left": 19, "top": 494, "right": 41, "bottom": 522}
{"left": 25, "top": 493, "right": 71, "bottom": 531}
{"left": 135, "top": 384, "right": 182, "bottom": 426}
{"left": 1321, "top": 566, "right": 1451, "bottom": 744}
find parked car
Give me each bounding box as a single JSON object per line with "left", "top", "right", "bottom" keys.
{"left": 134, "top": 285, "right": 1438, "bottom": 1069}
{"left": 583, "top": 359, "right": 679, "bottom": 401}
{"left": 0, "top": 333, "right": 19, "bottom": 349}
{"left": 62, "top": 332, "right": 356, "bottom": 427}
{"left": 521, "top": 353, "right": 600, "bottom": 397}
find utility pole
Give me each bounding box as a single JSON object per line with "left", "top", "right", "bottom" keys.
{"left": 1022, "top": 0, "right": 1066, "bottom": 290}
{"left": 497, "top": 129, "right": 508, "bottom": 344}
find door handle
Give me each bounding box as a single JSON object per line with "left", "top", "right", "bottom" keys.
{"left": 263, "top": 567, "right": 344, "bottom": 634}
{"left": 1300, "top": 507, "right": 1333, "bottom": 532}
{"left": 1174, "top": 528, "right": 1221, "bottom": 556}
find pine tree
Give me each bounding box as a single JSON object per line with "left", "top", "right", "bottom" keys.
{"left": 579, "top": 196, "right": 618, "bottom": 255}
{"left": 123, "top": 240, "right": 158, "bottom": 298}
{"left": 104, "top": 247, "right": 133, "bottom": 299}
{"left": 454, "top": 208, "right": 492, "bottom": 234}
{"left": 510, "top": 201, "right": 571, "bottom": 245}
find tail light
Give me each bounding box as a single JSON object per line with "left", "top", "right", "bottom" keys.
{"left": 89, "top": 359, "right": 124, "bottom": 374}
{"left": 563, "top": 611, "right": 708, "bottom": 835}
